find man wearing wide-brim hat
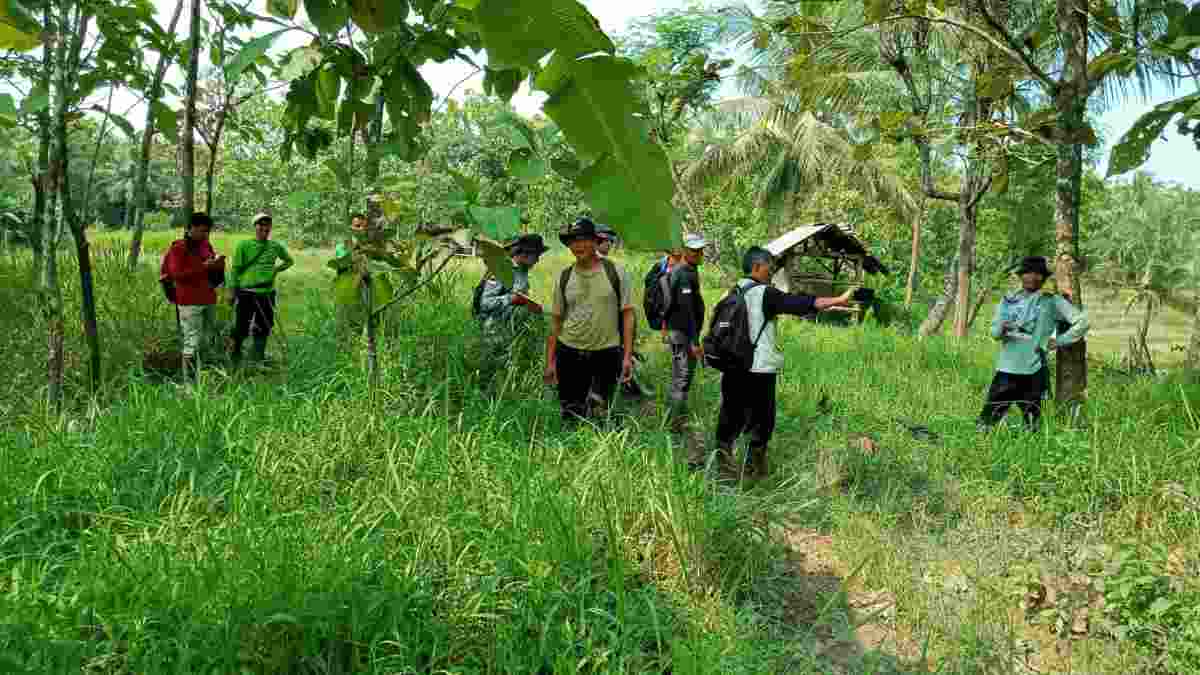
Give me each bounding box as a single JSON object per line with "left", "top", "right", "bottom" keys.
{"left": 228, "top": 212, "right": 294, "bottom": 367}
{"left": 544, "top": 217, "right": 636, "bottom": 422}
{"left": 476, "top": 233, "right": 550, "bottom": 388}
{"left": 978, "top": 255, "right": 1089, "bottom": 432}
{"left": 663, "top": 233, "right": 709, "bottom": 440}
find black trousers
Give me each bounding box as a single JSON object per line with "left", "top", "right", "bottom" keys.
{"left": 556, "top": 344, "right": 621, "bottom": 421}
{"left": 232, "top": 290, "right": 276, "bottom": 340}
{"left": 978, "top": 368, "right": 1049, "bottom": 429}
{"left": 716, "top": 370, "right": 778, "bottom": 450}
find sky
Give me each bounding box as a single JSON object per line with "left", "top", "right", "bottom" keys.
{"left": 121, "top": 0, "right": 1197, "bottom": 189}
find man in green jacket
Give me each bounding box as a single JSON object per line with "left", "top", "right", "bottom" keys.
{"left": 228, "top": 213, "right": 294, "bottom": 366}
{"left": 978, "top": 256, "right": 1089, "bottom": 432}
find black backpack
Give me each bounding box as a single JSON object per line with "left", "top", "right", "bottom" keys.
{"left": 643, "top": 261, "right": 672, "bottom": 331}
{"left": 702, "top": 282, "right": 767, "bottom": 373}
{"left": 471, "top": 274, "right": 505, "bottom": 319}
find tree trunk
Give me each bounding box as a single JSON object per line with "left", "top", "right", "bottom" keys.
{"left": 128, "top": 0, "right": 184, "bottom": 271}
{"left": 30, "top": 18, "right": 53, "bottom": 286}
{"left": 181, "top": 0, "right": 201, "bottom": 218}
{"left": 919, "top": 255, "right": 958, "bottom": 337}
{"left": 1054, "top": 0, "right": 1088, "bottom": 414}
{"left": 364, "top": 90, "right": 385, "bottom": 186}
{"left": 56, "top": 4, "right": 100, "bottom": 395}
{"left": 952, "top": 196, "right": 978, "bottom": 337}
{"left": 904, "top": 197, "right": 925, "bottom": 307}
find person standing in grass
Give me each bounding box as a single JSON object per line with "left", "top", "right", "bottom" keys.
{"left": 545, "top": 217, "right": 635, "bottom": 422}
{"left": 663, "top": 234, "right": 709, "bottom": 437}
{"left": 476, "top": 234, "right": 549, "bottom": 387}
{"left": 160, "top": 212, "right": 226, "bottom": 381}
{"left": 977, "top": 256, "right": 1088, "bottom": 432}
{"left": 228, "top": 213, "right": 294, "bottom": 366}
{"left": 712, "top": 246, "right": 855, "bottom": 478}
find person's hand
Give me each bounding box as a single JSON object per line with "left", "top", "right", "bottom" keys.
{"left": 511, "top": 294, "right": 528, "bottom": 306}
{"left": 621, "top": 354, "right": 634, "bottom": 383}
{"left": 1046, "top": 336, "right": 1057, "bottom": 351}
{"left": 838, "top": 288, "right": 856, "bottom": 305}
{"left": 524, "top": 301, "right": 543, "bottom": 315}
{"left": 543, "top": 361, "right": 557, "bottom": 385}
{"left": 689, "top": 344, "right": 704, "bottom": 361}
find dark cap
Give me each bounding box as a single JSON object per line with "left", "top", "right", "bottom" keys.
{"left": 1016, "top": 256, "right": 1053, "bottom": 278}
{"left": 559, "top": 217, "right": 599, "bottom": 246}
{"left": 510, "top": 234, "right": 549, "bottom": 256}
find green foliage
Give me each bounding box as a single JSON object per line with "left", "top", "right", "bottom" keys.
{"left": 1108, "top": 92, "right": 1200, "bottom": 178}
{"left": 1103, "top": 542, "right": 1200, "bottom": 672}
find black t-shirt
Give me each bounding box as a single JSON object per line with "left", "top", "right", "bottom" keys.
{"left": 761, "top": 286, "right": 816, "bottom": 320}
{"left": 666, "top": 263, "right": 704, "bottom": 344}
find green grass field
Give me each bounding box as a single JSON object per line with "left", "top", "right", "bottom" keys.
{"left": 2, "top": 237, "right": 1199, "bottom": 673}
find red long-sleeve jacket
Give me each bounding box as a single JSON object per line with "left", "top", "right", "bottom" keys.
{"left": 160, "top": 239, "right": 220, "bottom": 306}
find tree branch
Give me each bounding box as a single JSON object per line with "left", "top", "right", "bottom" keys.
{"left": 370, "top": 254, "right": 455, "bottom": 316}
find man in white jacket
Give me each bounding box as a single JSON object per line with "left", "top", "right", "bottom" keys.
{"left": 713, "top": 246, "right": 855, "bottom": 479}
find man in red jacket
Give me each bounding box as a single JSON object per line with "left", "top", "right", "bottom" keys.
{"left": 160, "top": 213, "right": 225, "bottom": 380}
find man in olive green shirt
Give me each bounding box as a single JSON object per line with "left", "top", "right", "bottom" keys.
{"left": 544, "top": 218, "right": 635, "bottom": 422}
{"left": 978, "top": 256, "right": 1088, "bottom": 432}
{"left": 228, "top": 213, "right": 294, "bottom": 365}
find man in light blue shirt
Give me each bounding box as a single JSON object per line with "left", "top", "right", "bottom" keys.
{"left": 978, "top": 256, "right": 1089, "bottom": 432}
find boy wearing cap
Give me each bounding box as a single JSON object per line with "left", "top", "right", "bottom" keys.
{"left": 545, "top": 218, "right": 635, "bottom": 422}
{"left": 978, "top": 256, "right": 1089, "bottom": 432}
{"left": 228, "top": 213, "right": 294, "bottom": 366}
{"left": 663, "top": 234, "right": 708, "bottom": 435}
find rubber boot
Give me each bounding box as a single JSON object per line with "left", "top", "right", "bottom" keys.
{"left": 249, "top": 336, "right": 268, "bottom": 365}
{"left": 746, "top": 445, "right": 769, "bottom": 481}
{"left": 714, "top": 443, "right": 739, "bottom": 481}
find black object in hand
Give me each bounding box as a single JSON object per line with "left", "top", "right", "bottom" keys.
{"left": 851, "top": 287, "right": 875, "bottom": 303}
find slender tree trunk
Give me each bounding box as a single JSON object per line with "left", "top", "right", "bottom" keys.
{"left": 181, "top": 0, "right": 201, "bottom": 218}
{"left": 364, "top": 90, "right": 385, "bottom": 186}
{"left": 56, "top": 4, "right": 100, "bottom": 395}
{"left": 905, "top": 196, "right": 925, "bottom": 307}
{"left": 919, "top": 254, "right": 957, "bottom": 337}
{"left": 952, "top": 197, "right": 978, "bottom": 337}
{"left": 128, "top": 0, "right": 184, "bottom": 270}
{"left": 30, "top": 4, "right": 54, "bottom": 285}
{"left": 1054, "top": 0, "right": 1088, "bottom": 414}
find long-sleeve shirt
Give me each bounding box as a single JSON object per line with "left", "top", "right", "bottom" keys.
{"left": 478, "top": 265, "right": 532, "bottom": 335}
{"left": 160, "top": 239, "right": 219, "bottom": 306}
{"left": 666, "top": 263, "right": 704, "bottom": 346}
{"left": 990, "top": 289, "right": 1089, "bottom": 375}
{"left": 230, "top": 239, "right": 293, "bottom": 293}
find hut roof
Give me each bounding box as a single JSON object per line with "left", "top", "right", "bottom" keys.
{"left": 765, "top": 223, "right": 889, "bottom": 275}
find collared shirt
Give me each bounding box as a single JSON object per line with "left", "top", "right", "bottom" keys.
{"left": 230, "top": 239, "right": 293, "bottom": 293}
{"left": 990, "top": 289, "right": 1089, "bottom": 375}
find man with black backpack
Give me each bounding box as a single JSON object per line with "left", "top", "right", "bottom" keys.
{"left": 704, "top": 246, "right": 857, "bottom": 479}
{"left": 662, "top": 234, "right": 708, "bottom": 436}
{"left": 475, "top": 234, "right": 549, "bottom": 387}
{"left": 545, "top": 218, "right": 635, "bottom": 422}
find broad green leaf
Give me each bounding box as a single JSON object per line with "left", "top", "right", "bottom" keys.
{"left": 509, "top": 149, "right": 547, "bottom": 183}
{"left": 349, "top": 0, "right": 408, "bottom": 34}
{"left": 226, "top": 29, "right": 287, "bottom": 81}
{"left": 280, "top": 44, "right": 323, "bottom": 81}
{"left": 0, "top": 93, "right": 15, "bottom": 116}
{"left": 468, "top": 205, "right": 521, "bottom": 240}
{"left": 267, "top": 0, "right": 298, "bottom": 20}
{"left": 475, "top": 0, "right": 614, "bottom": 71}
{"left": 496, "top": 111, "right": 535, "bottom": 149}
{"left": 385, "top": 58, "right": 434, "bottom": 124}
{"left": 316, "top": 67, "right": 342, "bottom": 119}
{"left": 304, "top": 0, "right": 350, "bottom": 35}
{"left": 152, "top": 101, "right": 178, "bottom": 143}
{"left": 411, "top": 28, "right": 459, "bottom": 63}
{"left": 538, "top": 54, "right": 678, "bottom": 249}
{"left": 551, "top": 155, "right": 582, "bottom": 180}
{"left": 337, "top": 100, "right": 373, "bottom": 136}
{"left": 448, "top": 169, "right": 480, "bottom": 204}
{"left": 0, "top": 1, "right": 41, "bottom": 52}
{"left": 483, "top": 67, "right": 523, "bottom": 103}
{"left": 333, "top": 271, "right": 393, "bottom": 310}
{"left": 1107, "top": 92, "right": 1200, "bottom": 176}
{"left": 476, "top": 236, "right": 514, "bottom": 288}
{"left": 576, "top": 154, "right": 680, "bottom": 251}
{"left": 19, "top": 87, "right": 49, "bottom": 115}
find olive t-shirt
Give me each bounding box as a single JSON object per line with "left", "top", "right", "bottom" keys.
{"left": 552, "top": 261, "right": 634, "bottom": 351}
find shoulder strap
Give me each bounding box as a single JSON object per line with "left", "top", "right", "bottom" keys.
{"left": 558, "top": 266, "right": 573, "bottom": 322}
{"left": 234, "top": 240, "right": 270, "bottom": 276}
{"left": 600, "top": 258, "right": 621, "bottom": 302}
{"left": 743, "top": 282, "right": 769, "bottom": 347}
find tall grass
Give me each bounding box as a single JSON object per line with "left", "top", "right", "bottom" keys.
{"left": 2, "top": 243, "right": 1199, "bottom": 672}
